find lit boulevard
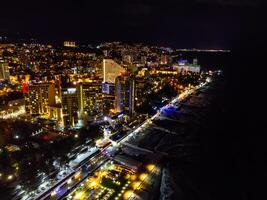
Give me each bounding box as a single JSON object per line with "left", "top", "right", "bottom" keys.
{"left": 33, "top": 77, "right": 211, "bottom": 200}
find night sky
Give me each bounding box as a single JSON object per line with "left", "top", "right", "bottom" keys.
{"left": 0, "top": 0, "right": 265, "bottom": 48}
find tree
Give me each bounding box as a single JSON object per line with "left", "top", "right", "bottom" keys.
{"left": 80, "top": 124, "right": 102, "bottom": 141}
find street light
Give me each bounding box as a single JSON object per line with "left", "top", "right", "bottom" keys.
{"left": 146, "top": 164, "right": 155, "bottom": 171}
{"left": 51, "top": 191, "right": 57, "bottom": 196}
{"left": 139, "top": 173, "right": 147, "bottom": 181}
{"left": 123, "top": 190, "right": 134, "bottom": 200}
{"left": 7, "top": 175, "right": 13, "bottom": 181}
{"left": 67, "top": 178, "right": 72, "bottom": 184}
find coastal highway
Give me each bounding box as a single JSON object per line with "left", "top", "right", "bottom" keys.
{"left": 35, "top": 79, "right": 210, "bottom": 200}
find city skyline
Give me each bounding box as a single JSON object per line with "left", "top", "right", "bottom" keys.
{"left": 0, "top": 1, "right": 265, "bottom": 200}
{"left": 0, "top": 39, "right": 224, "bottom": 200}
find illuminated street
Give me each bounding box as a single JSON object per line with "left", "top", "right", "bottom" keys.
{"left": 30, "top": 77, "right": 212, "bottom": 200}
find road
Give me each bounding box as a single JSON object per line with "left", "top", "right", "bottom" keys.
{"left": 0, "top": 106, "right": 25, "bottom": 119}
{"left": 35, "top": 78, "right": 210, "bottom": 200}
{"left": 36, "top": 150, "right": 108, "bottom": 200}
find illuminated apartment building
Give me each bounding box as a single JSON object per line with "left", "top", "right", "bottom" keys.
{"left": 102, "top": 82, "right": 116, "bottom": 114}
{"left": 25, "top": 83, "right": 56, "bottom": 115}
{"left": 0, "top": 62, "right": 10, "bottom": 81}
{"left": 102, "top": 59, "right": 126, "bottom": 114}
{"left": 115, "top": 75, "right": 135, "bottom": 115}
{"left": 61, "top": 84, "right": 81, "bottom": 127}
{"left": 80, "top": 82, "right": 103, "bottom": 118}
{"left": 63, "top": 41, "right": 76, "bottom": 47}
{"left": 134, "top": 77, "right": 147, "bottom": 108}
{"left": 160, "top": 54, "right": 168, "bottom": 65}
{"left": 173, "top": 59, "right": 201, "bottom": 73}
{"left": 103, "top": 59, "right": 126, "bottom": 83}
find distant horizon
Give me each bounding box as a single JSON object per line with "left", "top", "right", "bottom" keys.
{"left": 0, "top": 35, "right": 232, "bottom": 51}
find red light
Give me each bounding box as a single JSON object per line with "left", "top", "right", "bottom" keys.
{"left": 43, "top": 135, "right": 49, "bottom": 141}
{"left": 22, "top": 83, "right": 28, "bottom": 93}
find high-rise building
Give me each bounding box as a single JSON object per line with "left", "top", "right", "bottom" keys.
{"left": 0, "top": 62, "right": 10, "bottom": 81}
{"left": 103, "top": 59, "right": 126, "bottom": 83}
{"left": 61, "top": 84, "right": 81, "bottom": 127}
{"left": 135, "top": 77, "right": 147, "bottom": 108}
{"left": 173, "top": 60, "right": 201, "bottom": 73}
{"left": 49, "top": 75, "right": 63, "bottom": 123}
{"left": 160, "top": 54, "right": 168, "bottom": 65}
{"left": 25, "top": 83, "right": 56, "bottom": 115}
{"left": 129, "top": 78, "right": 135, "bottom": 115}
{"left": 102, "top": 82, "right": 116, "bottom": 114}
{"left": 102, "top": 59, "right": 126, "bottom": 115}
{"left": 115, "top": 75, "right": 135, "bottom": 115}
{"left": 80, "top": 82, "right": 102, "bottom": 118}
{"left": 103, "top": 50, "right": 108, "bottom": 57}
{"left": 64, "top": 41, "right": 76, "bottom": 47}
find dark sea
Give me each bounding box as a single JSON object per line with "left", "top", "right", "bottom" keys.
{"left": 160, "top": 47, "right": 266, "bottom": 200}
